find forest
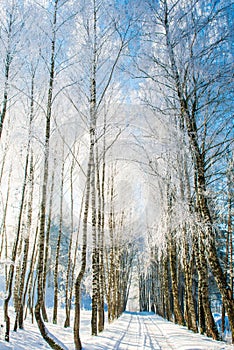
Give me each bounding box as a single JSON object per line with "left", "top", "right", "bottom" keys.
{"left": 0, "top": 0, "right": 233, "bottom": 349}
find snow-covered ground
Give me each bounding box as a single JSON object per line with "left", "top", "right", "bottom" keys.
{"left": 0, "top": 310, "right": 233, "bottom": 350}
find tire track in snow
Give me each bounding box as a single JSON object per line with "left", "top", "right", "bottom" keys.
{"left": 142, "top": 315, "right": 175, "bottom": 350}
{"left": 112, "top": 313, "right": 175, "bottom": 349}
{"left": 112, "top": 313, "right": 144, "bottom": 349}
{"left": 112, "top": 313, "right": 133, "bottom": 349}
{"left": 140, "top": 314, "right": 161, "bottom": 349}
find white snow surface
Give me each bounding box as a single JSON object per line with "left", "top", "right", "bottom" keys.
{"left": 0, "top": 310, "right": 233, "bottom": 350}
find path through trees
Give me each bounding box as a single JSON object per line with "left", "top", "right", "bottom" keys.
{"left": 0, "top": 0, "right": 233, "bottom": 348}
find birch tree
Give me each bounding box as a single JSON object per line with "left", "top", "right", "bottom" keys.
{"left": 34, "top": 0, "right": 74, "bottom": 348}
{"left": 0, "top": 1, "right": 25, "bottom": 140}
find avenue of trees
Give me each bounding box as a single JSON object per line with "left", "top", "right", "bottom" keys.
{"left": 0, "top": 0, "right": 233, "bottom": 349}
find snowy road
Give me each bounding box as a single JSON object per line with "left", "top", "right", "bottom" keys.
{"left": 0, "top": 310, "right": 234, "bottom": 349}
{"left": 87, "top": 313, "right": 175, "bottom": 350}
{"left": 83, "top": 312, "right": 234, "bottom": 350}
